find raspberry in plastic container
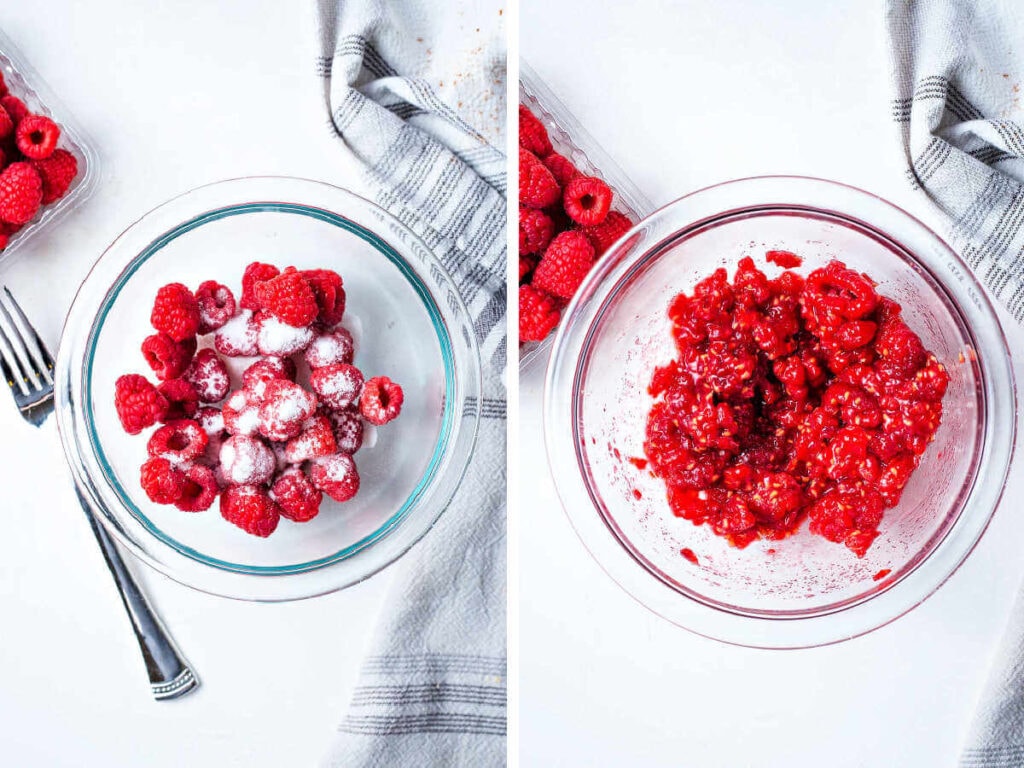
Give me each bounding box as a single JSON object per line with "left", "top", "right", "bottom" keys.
{"left": 518, "top": 60, "right": 655, "bottom": 372}
{"left": 0, "top": 29, "right": 99, "bottom": 262}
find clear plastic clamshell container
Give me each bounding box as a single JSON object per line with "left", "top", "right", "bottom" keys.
{"left": 0, "top": 28, "right": 99, "bottom": 265}
{"left": 519, "top": 59, "right": 655, "bottom": 372}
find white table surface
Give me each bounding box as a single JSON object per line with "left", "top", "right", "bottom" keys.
{"left": 0, "top": 3, "right": 397, "bottom": 766}
{"left": 521, "top": 2, "right": 1024, "bottom": 766}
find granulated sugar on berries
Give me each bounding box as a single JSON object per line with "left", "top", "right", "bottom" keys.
{"left": 113, "top": 262, "right": 405, "bottom": 537}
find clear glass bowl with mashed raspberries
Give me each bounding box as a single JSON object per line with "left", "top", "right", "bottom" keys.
{"left": 545, "top": 176, "right": 1015, "bottom": 648}
{"left": 55, "top": 177, "right": 480, "bottom": 601}
{"left": 0, "top": 29, "right": 99, "bottom": 261}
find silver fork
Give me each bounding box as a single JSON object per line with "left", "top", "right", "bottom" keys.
{"left": 0, "top": 287, "right": 199, "bottom": 701}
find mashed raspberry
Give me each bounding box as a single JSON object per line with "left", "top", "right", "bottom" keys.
{"left": 643, "top": 255, "right": 948, "bottom": 557}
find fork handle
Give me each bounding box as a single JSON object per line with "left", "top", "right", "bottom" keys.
{"left": 78, "top": 489, "right": 200, "bottom": 701}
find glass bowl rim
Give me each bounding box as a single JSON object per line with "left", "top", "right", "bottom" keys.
{"left": 544, "top": 175, "right": 1017, "bottom": 648}
{"left": 55, "top": 176, "right": 482, "bottom": 602}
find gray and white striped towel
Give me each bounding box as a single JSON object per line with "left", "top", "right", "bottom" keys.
{"left": 887, "top": 2, "right": 1024, "bottom": 766}
{"left": 316, "top": 0, "right": 506, "bottom": 765}
{"left": 888, "top": 0, "right": 1024, "bottom": 322}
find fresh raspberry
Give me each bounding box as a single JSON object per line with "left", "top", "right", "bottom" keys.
{"left": 242, "top": 357, "right": 296, "bottom": 400}
{"left": 222, "top": 389, "right": 261, "bottom": 436}
{"left": 220, "top": 485, "right": 281, "bottom": 537}
{"left": 271, "top": 466, "right": 323, "bottom": 522}
{"left": 518, "top": 105, "right": 552, "bottom": 157}
{"left": 214, "top": 310, "right": 259, "bottom": 357}
{"left": 139, "top": 457, "right": 185, "bottom": 504}
{"left": 304, "top": 327, "right": 355, "bottom": 368}
{"left": 15, "top": 115, "right": 59, "bottom": 160}
{"left": 183, "top": 348, "right": 229, "bottom": 403}
{"left": 258, "top": 379, "right": 318, "bottom": 441}
{"left": 0, "top": 96, "right": 28, "bottom": 126}
{"left": 284, "top": 414, "right": 337, "bottom": 463}
{"left": 0, "top": 107, "right": 12, "bottom": 140}
{"left": 141, "top": 333, "right": 196, "bottom": 380}
{"left": 174, "top": 464, "right": 219, "bottom": 512}
{"left": 310, "top": 363, "right": 365, "bottom": 411}
{"left": 302, "top": 269, "right": 346, "bottom": 326}
{"left": 150, "top": 283, "right": 201, "bottom": 342}
{"left": 326, "top": 407, "right": 364, "bottom": 454}
{"left": 219, "top": 433, "right": 276, "bottom": 486}
{"left": 542, "top": 152, "right": 581, "bottom": 187}
{"left": 147, "top": 419, "right": 209, "bottom": 463}
{"left": 114, "top": 374, "right": 168, "bottom": 435}
{"left": 254, "top": 267, "right": 318, "bottom": 327}
{"left": 256, "top": 311, "right": 314, "bottom": 356}
{"left": 0, "top": 73, "right": 7, "bottom": 98}
{"left": 359, "top": 376, "right": 404, "bottom": 425}
{"left": 30, "top": 148, "right": 77, "bottom": 204}
{"left": 518, "top": 284, "right": 561, "bottom": 342}
{"left": 580, "top": 210, "right": 632, "bottom": 256}
{"left": 240, "top": 262, "right": 279, "bottom": 311}
{"left": 531, "top": 230, "right": 595, "bottom": 300}
{"left": 563, "top": 176, "right": 613, "bottom": 226}
{"left": 519, "top": 147, "right": 560, "bottom": 208}
{"left": 309, "top": 453, "right": 360, "bottom": 503}
{"left": 194, "top": 281, "right": 236, "bottom": 334}
{"left": 157, "top": 378, "right": 200, "bottom": 421}
{"left": 519, "top": 206, "right": 554, "bottom": 255}
{"left": 0, "top": 162, "right": 41, "bottom": 225}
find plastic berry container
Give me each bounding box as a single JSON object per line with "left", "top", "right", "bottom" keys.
{"left": 519, "top": 60, "right": 655, "bottom": 372}
{"left": 0, "top": 28, "right": 99, "bottom": 264}
{"left": 545, "top": 176, "right": 1016, "bottom": 648}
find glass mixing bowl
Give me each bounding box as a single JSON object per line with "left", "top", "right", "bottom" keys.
{"left": 545, "top": 176, "right": 1015, "bottom": 648}
{"left": 56, "top": 177, "right": 480, "bottom": 601}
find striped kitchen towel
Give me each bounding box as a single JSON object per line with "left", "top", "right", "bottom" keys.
{"left": 887, "top": 3, "right": 1024, "bottom": 766}
{"left": 315, "top": 0, "right": 506, "bottom": 766}
{"left": 887, "top": 0, "right": 1024, "bottom": 323}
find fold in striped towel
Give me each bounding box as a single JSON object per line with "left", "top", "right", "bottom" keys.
{"left": 887, "top": 3, "right": 1024, "bottom": 766}
{"left": 315, "top": 0, "right": 506, "bottom": 765}
{"left": 888, "top": 0, "right": 1024, "bottom": 323}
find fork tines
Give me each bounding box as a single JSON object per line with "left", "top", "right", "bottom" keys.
{"left": 0, "top": 287, "right": 54, "bottom": 401}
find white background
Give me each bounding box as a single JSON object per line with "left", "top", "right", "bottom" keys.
{"left": 0, "top": 3, "right": 397, "bottom": 766}
{"left": 521, "top": 1, "right": 1024, "bottom": 767}
{"left": 3, "top": 1, "right": 1024, "bottom": 766}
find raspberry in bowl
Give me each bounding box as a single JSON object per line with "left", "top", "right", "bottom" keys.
{"left": 545, "top": 176, "right": 1015, "bottom": 648}
{"left": 55, "top": 177, "right": 480, "bottom": 601}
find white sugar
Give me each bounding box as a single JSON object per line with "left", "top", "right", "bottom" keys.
{"left": 216, "top": 310, "right": 258, "bottom": 355}
{"left": 257, "top": 316, "right": 313, "bottom": 356}
{"left": 234, "top": 406, "right": 260, "bottom": 436}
